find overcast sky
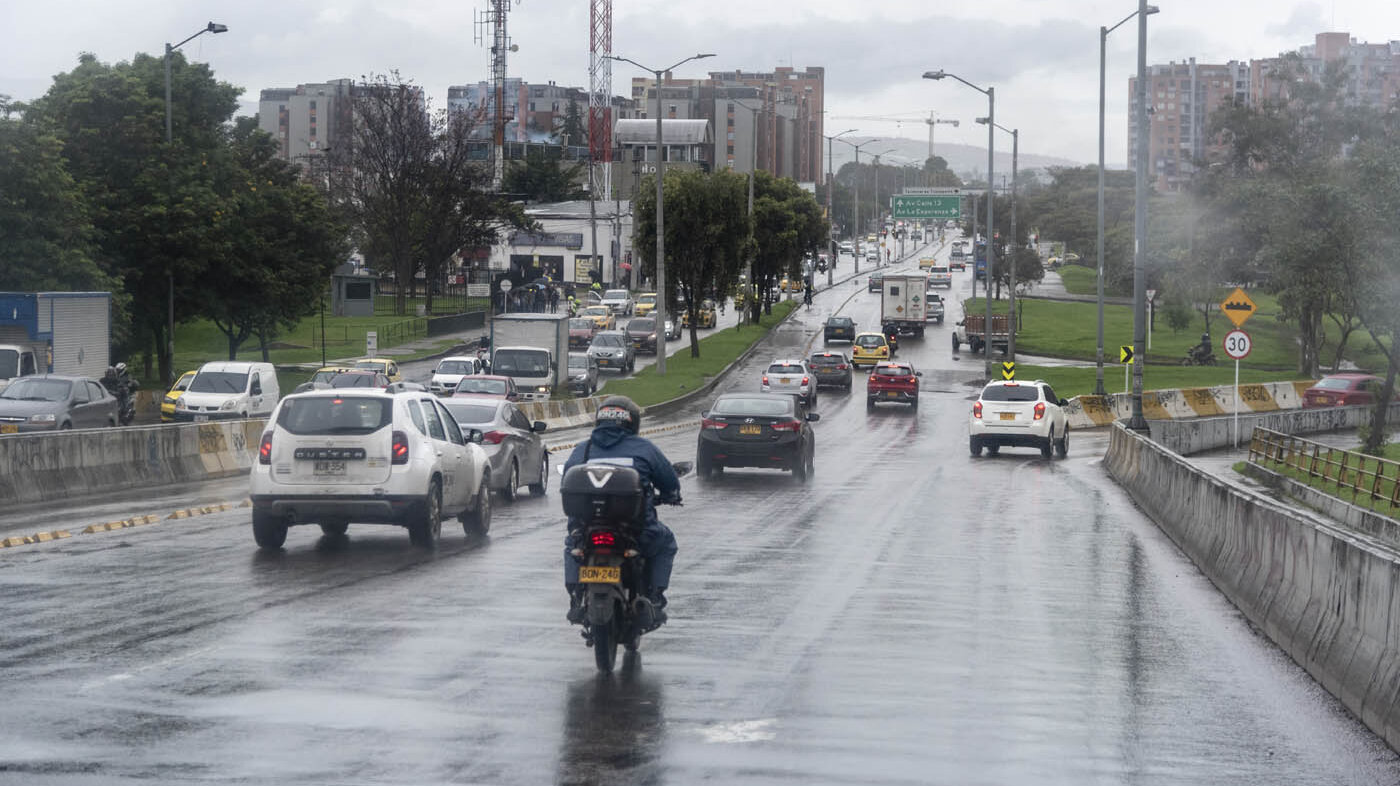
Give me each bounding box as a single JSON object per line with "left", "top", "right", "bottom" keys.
{"left": 4, "top": 0, "right": 1399, "bottom": 166}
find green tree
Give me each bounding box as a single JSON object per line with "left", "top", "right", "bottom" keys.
{"left": 556, "top": 99, "right": 587, "bottom": 149}
{"left": 749, "top": 171, "right": 829, "bottom": 320}
{"left": 0, "top": 118, "right": 113, "bottom": 293}
{"left": 502, "top": 147, "right": 586, "bottom": 202}
{"left": 634, "top": 169, "right": 750, "bottom": 356}
{"left": 23, "top": 51, "right": 242, "bottom": 382}
{"left": 1023, "top": 166, "right": 1135, "bottom": 292}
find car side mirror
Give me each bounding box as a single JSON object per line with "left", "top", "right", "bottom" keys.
{"left": 915, "top": 371, "right": 923, "bottom": 377}
{"left": 532, "top": 420, "right": 548, "bottom": 433}
{"left": 467, "top": 429, "right": 484, "bottom": 444}
{"left": 806, "top": 412, "right": 821, "bottom": 422}
{"left": 1059, "top": 398, "right": 1069, "bottom": 407}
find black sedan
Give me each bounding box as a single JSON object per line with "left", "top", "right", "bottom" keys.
{"left": 823, "top": 316, "right": 857, "bottom": 343}
{"left": 696, "top": 393, "right": 819, "bottom": 482}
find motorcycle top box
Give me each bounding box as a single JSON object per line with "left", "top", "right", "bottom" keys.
{"left": 561, "top": 463, "right": 646, "bottom": 526}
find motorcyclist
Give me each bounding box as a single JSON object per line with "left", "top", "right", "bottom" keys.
{"left": 1192, "top": 333, "right": 1212, "bottom": 363}
{"left": 562, "top": 396, "right": 681, "bottom": 626}
{"left": 101, "top": 363, "right": 139, "bottom": 425}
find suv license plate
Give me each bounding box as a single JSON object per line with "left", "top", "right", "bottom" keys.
{"left": 579, "top": 566, "right": 620, "bottom": 583}
{"left": 314, "top": 461, "right": 347, "bottom": 476}
{"left": 999, "top": 412, "right": 1017, "bottom": 421}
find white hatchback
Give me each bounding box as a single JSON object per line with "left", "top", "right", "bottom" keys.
{"left": 249, "top": 388, "right": 492, "bottom": 549}
{"left": 969, "top": 379, "right": 1069, "bottom": 458}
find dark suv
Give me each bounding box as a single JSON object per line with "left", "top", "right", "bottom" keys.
{"left": 807, "top": 351, "right": 853, "bottom": 391}
{"left": 823, "top": 316, "right": 857, "bottom": 343}
{"left": 624, "top": 317, "right": 659, "bottom": 354}
{"left": 868, "top": 271, "right": 884, "bottom": 293}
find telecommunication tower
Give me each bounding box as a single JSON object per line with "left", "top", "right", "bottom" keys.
{"left": 589, "top": 0, "right": 613, "bottom": 201}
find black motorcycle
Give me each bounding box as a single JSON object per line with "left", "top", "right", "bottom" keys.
{"left": 561, "top": 461, "right": 692, "bottom": 672}
{"left": 1182, "top": 344, "right": 1217, "bottom": 366}
{"left": 101, "top": 366, "right": 139, "bottom": 426}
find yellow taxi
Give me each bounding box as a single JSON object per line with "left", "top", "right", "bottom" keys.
{"left": 918, "top": 256, "right": 938, "bottom": 270}
{"left": 581, "top": 305, "right": 616, "bottom": 331}
{"left": 681, "top": 300, "right": 718, "bottom": 329}
{"left": 634, "top": 292, "right": 658, "bottom": 317}
{"left": 779, "top": 277, "right": 804, "bottom": 293}
{"left": 160, "top": 370, "right": 198, "bottom": 422}
{"left": 353, "top": 358, "right": 402, "bottom": 383}
{"left": 304, "top": 365, "right": 356, "bottom": 388}
{"left": 851, "top": 332, "right": 891, "bottom": 368}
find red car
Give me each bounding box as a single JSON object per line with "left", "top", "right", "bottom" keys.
{"left": 867, "top": 361, "right": 922, "bottom": 410}
{"left": 1302, "top": 373, "right": 1387, "bottom": 408}
{"left": 568, "top": 318, "right": 597, "bottom": 351}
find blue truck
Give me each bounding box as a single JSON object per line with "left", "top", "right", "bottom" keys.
{"left": 974, "top": 241, "right": 988, "bottom": 281}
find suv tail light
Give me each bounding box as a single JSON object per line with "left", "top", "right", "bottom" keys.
{"left": 483, "top": 430, "right": 507, "bottom": 445}
{"left": 1034, "top": 402, "right": 1046, "bottom": 420}
{"left": 701, "top": 418, "right": 728, "bottom": 430}
{"left": 770, "top": 420, "right": 802, "bottom": 432}
{"left": 391, "top": 430, "right": 410, "bottom": 464}
{"left": 761, "top": 375, "right": 770, "bottom": 386}
{"left": 258, "top": 432, "right": 273, "bottom": 465}
{"left": 836, "top": 363, "right": 849, "bottom": 370}
{"left": 802, "top": 376, "right": 810, "bottom": 386}
{"left": 973, "top": 401, "right": 983, "bottom": 419}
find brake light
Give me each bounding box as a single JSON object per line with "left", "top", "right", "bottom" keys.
{"left": 701, "top": 418, "right": 728, "bottom": 430}
{"left": 973, "top": 401, "right": 983, "bottom": 419}
{"left": 836, "top": 364, "right": 849, "bottom": 370}
{"left": 591, "top": 532, "right": 616, "bottom": 547}
{"left": 391, "top": 430, "right": 409, "bottom": 464}
{"left": 482, "top": 430, "right": 507, "bottom": 444}
{"left": 802, "top": 376, "right": 810, "bottom": 386}
{"left": 770, "top": 420, "right": 802, "bottom": 432}
{"left": 258, "top": 432, "right": 272, "bottom": 465}
{"left": 761, "top": 375, "right": 769, "bottom": 386}
{"left": 1034, "top": 402, "right": 1046, "bottom": 420}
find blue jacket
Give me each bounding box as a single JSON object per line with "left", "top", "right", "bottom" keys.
{"left": 564, "top": 424, "right": 680, "bottom": 523}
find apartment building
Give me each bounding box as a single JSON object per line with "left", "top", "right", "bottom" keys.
{"left": 256, "top": 79, "right": 357, "bottom": 163}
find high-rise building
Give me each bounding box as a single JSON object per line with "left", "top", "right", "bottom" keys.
{"left": 257, "top": 79, "right": 357, "bottom": 164}
{"left": 1251, "top": 32, "right": 1400, "bottom": 107}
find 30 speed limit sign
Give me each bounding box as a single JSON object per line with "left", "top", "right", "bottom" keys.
{"left": 1223, "top": 329, "right": 1252, "bottom": 360}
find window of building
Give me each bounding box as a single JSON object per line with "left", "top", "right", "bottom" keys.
{"left": 310, "top": 100, "right": 317, "bottom": 110}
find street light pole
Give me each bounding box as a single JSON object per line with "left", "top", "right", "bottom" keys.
{"left": 607, "top": 53, "right": 715, "bottom": 375}
{"left": 981, "top": 120, "right": 1019, "bottom": 361}
{"left": 872, "top": 150, "right": 894, "bottom": 264}
{"left": 925, "top": 69, "right": 996, "bottom": 378}
{"left": 835, "top": 137, "right": 880, "bottom": 275}
{"left": 1098, "top": 4, "right": 1158, "bottom": 397}
{"left": 825, "top": 129, "right": 856, "bottom": 289}
{"left": 164, "top": 21, "right": 228, "bottom": 385}
{"left": 1129, "top": 0, "right": 1153, "bottom": 428}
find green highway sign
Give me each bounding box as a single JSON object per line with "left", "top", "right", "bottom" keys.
{"left": 890, "top": 195, "right": 961, "bottom": 220}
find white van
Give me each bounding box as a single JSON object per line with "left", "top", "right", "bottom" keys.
{"left": 174, "top": 361, "right": 280, "bottom": 421}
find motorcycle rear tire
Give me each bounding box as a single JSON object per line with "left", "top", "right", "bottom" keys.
{"left": 594, "top": 610, "right": 622, "bottom": 672}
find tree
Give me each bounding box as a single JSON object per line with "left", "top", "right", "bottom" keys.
{"left": 199, "top": 117, "right": 348, "bottom": 360}
{"left": 502, "top": 147, "right": 586, "bottom": 202}
{"left": 335, "top": 73, "right": 527, "bottom": 315}
{"left": 556, "top": 99, "right": 587, "bottom": 149}
{"left": 634, "top": 169, "right": 750, "bottom": 356}
{"left": 23, "top": 51, "right": 241, "bottom": 382}
{"left": 749, "top": 172, "right": 829, "bottom": 321}
{"left": 1023, "top": 166, "right": 1135, "bottom": 291}
{"left": 0, "top": 118, "right": 112, "bottom": 294}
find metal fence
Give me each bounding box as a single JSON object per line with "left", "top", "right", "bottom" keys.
{"left": 1248, "top": 426, "right": 1400, "bottom": 510}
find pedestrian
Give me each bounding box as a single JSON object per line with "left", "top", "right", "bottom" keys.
{"left": 549, "top": 287, "right": 560, "bottom": 313}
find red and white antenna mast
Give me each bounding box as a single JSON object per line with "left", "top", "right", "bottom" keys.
{"left": 589, "top": 0, "right": 613, "bottom": 201}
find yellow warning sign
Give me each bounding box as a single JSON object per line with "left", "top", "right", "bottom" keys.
{"left": 1220, "top": 287, "right": 1256, "bottom": 328}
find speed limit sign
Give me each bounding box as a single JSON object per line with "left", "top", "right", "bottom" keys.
{"left": 1223, "top": 329, "right": 1252, "bottom": 360}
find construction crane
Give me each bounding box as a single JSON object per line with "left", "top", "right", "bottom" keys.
{"left": 925, "top": 112, "right": 959, "bottom": 160}
{"left": 829, "top": 111, "right": 960, "bottom": 159}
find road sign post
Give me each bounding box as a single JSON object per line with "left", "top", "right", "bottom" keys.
{"left": 1220, "top": 287, "right": 1256, "bottom": 328}
{"left": 1120, "top": 345, "right": 1134, "bottom": 393}
{"left": 1223, "top": 329, "right": 1252, "bottom": 448}
{"left": 1001, "top": 361, "right": 1016, "bottom": 380}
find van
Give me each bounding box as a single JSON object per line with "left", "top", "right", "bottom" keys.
{"left": 174, "top": 361, "right": 280, "bottom": 421}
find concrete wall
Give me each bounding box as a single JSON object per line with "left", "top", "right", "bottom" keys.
{"left": 1104, "top": 423, "right": 1400, "bottom": 751}
{"left": 0, "top": 420, "right": 265, "bottom": 505}
{"left": 1066, "top": 380, "right": 1314, "bottom": 429}
{"left": 1147, "top": 402, "right": 1400, "bottom": 456}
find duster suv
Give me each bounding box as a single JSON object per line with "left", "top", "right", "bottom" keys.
{"left": 969, "top": 379, "right": 1069, "bottom": 458}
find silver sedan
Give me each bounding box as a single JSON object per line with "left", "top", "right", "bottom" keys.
{"left": 441, "top": 395, "right": 550, "bottom": 502}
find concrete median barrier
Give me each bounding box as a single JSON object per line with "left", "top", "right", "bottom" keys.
{"left": 1104, "top": 423, "right": 1400, "bottom": 752}
{"left": 1067, "top": 380, "right": 1312, "bottom": 430}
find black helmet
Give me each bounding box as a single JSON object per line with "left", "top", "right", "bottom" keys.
{"left": 595, "top": 395, "right": 641, "bottom": 434}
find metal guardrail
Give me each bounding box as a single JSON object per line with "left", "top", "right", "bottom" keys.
{"left": 1248, "top": 426, "right": 1400, "bottom": 510}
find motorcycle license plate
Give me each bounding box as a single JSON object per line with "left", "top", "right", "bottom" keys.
{"left": 739, "top": 424, "right": 762, "bottom": 435}
{"left": 0, "top": 424, "right": 16, "bottom": 434}
{"left": 579, "top": 566, "right": 620, "bottom": 583}
{"left": 314, "top": 461, "right": 347, "bottom": 476}
{"left": 999, "top": 412, "right": 1017, "bottom": 421}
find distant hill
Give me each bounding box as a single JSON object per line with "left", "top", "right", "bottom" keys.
{"left": 829, "top": 135, "right": 1084, "bottom": 182}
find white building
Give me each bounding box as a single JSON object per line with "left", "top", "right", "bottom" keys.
{"left": 488, "top": 201, "right": 636, "bottom": 289}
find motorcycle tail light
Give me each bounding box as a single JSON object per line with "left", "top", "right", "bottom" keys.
{"left": 591, "top": 532, "right": 616, "bottom": 547}
{"left": 258, "top": 433, "right": 273, "bottom": 465}
{"left": 391, "top": 430, "right": 409, "bottom": 464}
{"left": 482, "top": 430, "right": 507, "bottom": 445}
{"left": 701, "top": 418, "right": 728, "bottom": 430}
{"left": 973, "top": 401, "right": 983, "bottom": 419}
{"left": 1034, "top": 402, "right": 1046, "bottom": 420}
{"left": 771, "top": 420, "right": 802, "bottom": 432}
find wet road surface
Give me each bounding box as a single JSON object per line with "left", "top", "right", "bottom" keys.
{"left": 2, "top": 247, "right": 1399, "bottom": 784}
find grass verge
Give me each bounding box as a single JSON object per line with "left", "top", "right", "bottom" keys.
{"left": 1055, "top": 265, "right": 1103, "bottom": 296}
{"left": 1254, "top": 451, "right": 1400, "bottom": 520}
{"left": 602, "top": 301, "right": 798, "bottom": 408}
{"left": 1011, "top": 365, "right": 1311, "bottom": 400}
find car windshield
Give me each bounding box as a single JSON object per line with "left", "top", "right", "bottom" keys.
{"left": 570, "top": 319, "right": 593, "bottom": 330}
{"left": 583, "top": 307, "right": 608, "bottom": 316}
{"left": 492, "top": 349, "right": 550, "bottom": 377}
{"left": 456, "top": 378, "right": 508, "bottom": 395}
{"left": 982, "top": 384, "right": 1040, "bottom": 402}
{"left": 329, "top": 373, "right": 379, "bottom": 388}
{"left": 189, "top": 371, "right": 248, "bottom": 394}
{"left": 628, "top": 319, "right": 655, "bottom": 332}
{"left": 638, "top": 294, "right": 656, "bottom": 304}
{"left": 436, "top": 361, "right": 475, "bottom": 375}
{"left": 768, "top": 364, "right": 805, "bottom": 374}
{"left": 711, "top": 396, "right": 793, "bottom": 417}
{"left": 277, "top": 396, "right": 391, "bottom": 435}
{"left": 172, "top": 373, "right": 195, "bottom": 392}
{"left": 604, "top": 290, "right": 628, "bottom": 300}
{"left": 593, "top": 334, "right": 624, "bottom": 348}
{"left": 310, "top": 370, "right": 344, "bottom": 384}
{"left": 442, "top": 401, "right": 498, "bottom": 426}
{"left": 0, "top": 378, "right": 71, "bottom": 401}
{"left": 855, "top": 335, "right": 885, "bottom": 348}
{"left": 1315, "top": 377, "right": 1359, "bottom": 390}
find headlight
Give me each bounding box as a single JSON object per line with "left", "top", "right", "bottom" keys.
{"left": 220, "top": 400, "right": 237, "bottom": 410}
{"left": 536, "top": 386, "right": 549, "bottom": 393}
{"left": 29, "top": 413, "right": 57, "bottom": 423}
{"left": 176, "top": 398, "right": 189, "bottom": 410}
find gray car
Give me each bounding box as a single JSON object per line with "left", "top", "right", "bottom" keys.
{"left": 587, "top": 330, "right": 636, "bottom": 373}
{"left": 566, "top": 352, "right": 599, "bottom": 396}
{"left": 442, "top": 395, "right": 550, "bottom": 502}
{"left": 0, "top": 375, "right": 118, "bottom": 433}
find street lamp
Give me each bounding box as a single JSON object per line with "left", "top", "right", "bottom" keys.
{"left": 164, "top": 21, "right": 228, "bottom": 384}
{"left": 1128, "top": 0, "right": 1157, "bottom": 428}
{"left": 834, "top": 137, "right": 880, "bottom": 275}
{"left": 978, "top": 118, "right": 1018, "bottom": 361}
{"left": 825, "top": 128, "right": 857, "bottom": 288}
{"left": 925, "top": 69, "right": 997, "bottom": 379}
{"left": 606, "top": 52, "right": 715, "bottom": 375}
{"left": 732, "top": 99, "right": 769, "bottom": 325}
{"left": 872, "top": 149, "right": 895, "bottom": 265}
{"left": 1097, "top": 4, "right": 1159, "bottom": 397}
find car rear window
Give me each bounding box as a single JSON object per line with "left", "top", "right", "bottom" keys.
{"left": 768, "top": 364, "right": 805, "bottom": 374}
{"left": 277, "top": 396, "right": 391, "bottom": 435}
{"left": 855, "top": 335, "right": 885, "bottom": 348}
{"left": 981, "top": 385, "right": 1040, "bottom": 402}
{"left": 456, "top": 378, "right": 507, "bottom": 395}
{"left": 828, "top": 317, "right": 853, "bottom": 327}
{"left": 1314, "top": 378, "right": 1357, "bottom": 390}
{"left": 875, "top": 365, "right": 912, "bottom": 376}
{"left": 436, "top": 360, "right": 474, "bottom": 375}
{"left": 570, "top": 319, "right": 593, "bottom": 329}
{"left": 330, "top": 373, "right": 379, "bottom": 388}
{"left": 808, "top": 354, "right": 843, "bottom": 366}
{"left": 930, "top": 266, "right": 950, "bottom": 274}
{"left": 710, "top": 396, "right": 794, "bottom": 417}
{"left": 441, "top": 401, "right": 498, "bottom": 425}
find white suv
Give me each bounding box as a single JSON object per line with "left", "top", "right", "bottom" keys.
{"left": 600, "top": 289, "right": 634, "bottom": 316}
{"left": 969, "top": 379, "right": 1069, "bottom": 458}
{"left": 249, "top": 388, "right": 492, "bottom": 549}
